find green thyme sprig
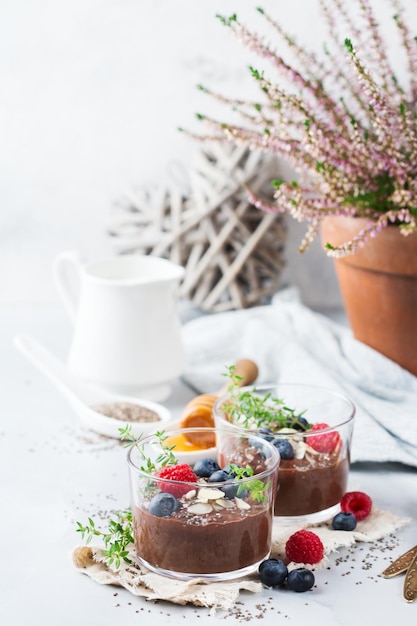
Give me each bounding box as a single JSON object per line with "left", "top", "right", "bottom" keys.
{"left": 222, "top": 363, "right": 244, "bottom": 389}
{"left": 76, "top": 509, "right": 134, "bottom": 569}
{"left": 228, "top": 464, "right": 270, "bottom": 503}
{"left": 119, "top": 424, "right": 177, "bottom": 472}
{"left": 75, "top": 427, "right": 178, "bottom": 569}
{"left": 222, "top": 365, "right": 309, "bottom": 431}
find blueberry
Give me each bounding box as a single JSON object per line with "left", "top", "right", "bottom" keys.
{"left": 257, "top": 427, "right": 274, "bottom": 441}
{"left": 236, "top": 486, "right": 249, "bottom": 499}
{"left": 221, "top": 483, "right": 249, "bottom": 499}
{"left": 287, "top": 568, "right": 315, "bottom": 592}
{"left": 148, "top": 492, "right": 179, "bottom": 517}
{"left": 248, "top": 437, "right": 269, "bottom": 458}
{"left": 207, "top": 470, "right": 230, "bottom": 483}
{"left": 193, "top": 458, "right": 221, "bottom": 478}
{"left": 258, "top": 558, "right": 288, "bottom": 587}
{"left": 272, "top": 438, "right": 294, "bottom": 460}
{"left": 291, "top": 416, "right": 310, "bottom": 431}
{"left": 220, "top": 483, "right": 238, "bottom": 499}
{"left": 332, "top": 511, "right": 357, "bottom": 531}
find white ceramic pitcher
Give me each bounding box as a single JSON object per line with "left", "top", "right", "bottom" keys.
{"left": 53, "top": 251, "right": 186, "bottom": 401}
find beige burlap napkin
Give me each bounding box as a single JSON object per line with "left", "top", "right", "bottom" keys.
{"left": 72, "top": 507, "right": 409, "bottom": 609}
{"left": 271, "top": 507, "right": 409, "bottom": 565}
{"left": 72, "top": 545, "right": 262, "bottom": 608}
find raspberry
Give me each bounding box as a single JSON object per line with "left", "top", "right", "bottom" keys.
{"left": 306, "top": 422, "right": 341, "bottom": 453}
{"left": 340, "top": 491, "right": 372, "bottom": 521}
{"left": 285, "top": 529, "right": 324, "bottom": 565}
{"left": 157, "top": 464, "right": 198, "bottom": 498}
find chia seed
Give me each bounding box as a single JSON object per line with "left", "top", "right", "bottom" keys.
{"left": 92, "top": 402, "right": 161, "bottom": 423}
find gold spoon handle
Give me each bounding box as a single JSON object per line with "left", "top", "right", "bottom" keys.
{"left": 381, "top": 545, "right": 417, "bottom": 578}
{"left": 404, "top": 550, "right": 417, "bottom": 603}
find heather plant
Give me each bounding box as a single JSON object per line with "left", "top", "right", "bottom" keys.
{"left": 186, "top": 0, "right": 417, "bottom": 257}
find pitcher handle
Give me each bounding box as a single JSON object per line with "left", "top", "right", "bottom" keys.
{"left": 53, "top": 251, "right": 83, "bottom": 323}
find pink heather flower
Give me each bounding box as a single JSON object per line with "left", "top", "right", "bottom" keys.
{"left": 189, "top": 1, "right": 417, "bottom": 257}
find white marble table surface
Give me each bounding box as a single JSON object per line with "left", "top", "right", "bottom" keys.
{"left": 1, "top": 307, "right": 416, "bottom": 625}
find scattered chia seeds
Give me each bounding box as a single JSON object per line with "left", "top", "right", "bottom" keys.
{"left": 92, "top": 402, "right": 161, "bottom": 423}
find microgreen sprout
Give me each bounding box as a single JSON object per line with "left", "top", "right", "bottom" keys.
{"left": 228, "top": 464, "right": 254, "bottom": 480}
{"left": 228, "top": 464, "right": 270, "bottom": 502}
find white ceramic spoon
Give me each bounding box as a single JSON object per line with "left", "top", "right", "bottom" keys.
{"left": 14, "top": 334, "right": 172, "bottom": 439}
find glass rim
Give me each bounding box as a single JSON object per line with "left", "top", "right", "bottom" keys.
{"left": 126, "top": 426, "right": 281, "bottom": 484}
{"left": 213, "top": 382, "right": 356, "bottom": 430}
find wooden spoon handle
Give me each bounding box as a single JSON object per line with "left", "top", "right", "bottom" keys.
{"left": 179, "top": 358, "right": 259, "bottom": 431}
{"left": 217, "top": 358, "right": 259, "bottom": 397}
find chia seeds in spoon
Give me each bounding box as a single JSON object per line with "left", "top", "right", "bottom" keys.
{"left": 92, "top": 402, "right": 161, "bottom": 423}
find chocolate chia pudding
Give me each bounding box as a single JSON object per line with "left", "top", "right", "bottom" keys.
{"left": 275, "top": 454, "right": 350, "bottom": 516}
{"left": 127, "top": 427, "right": 280, "bottom": 580}
{"left": 213, "top": 382, "right": 355, "bottom": 522}
{"left": 133, "top": 499, "right": 271, "bottom": 575}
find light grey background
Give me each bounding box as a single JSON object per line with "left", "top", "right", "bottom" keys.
{"left": 1, "top": 0, "right": 406, "bottom": 309}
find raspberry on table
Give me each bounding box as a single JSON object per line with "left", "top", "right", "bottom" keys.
{"left": 285, "top": 529, "right": 325, "bottom": 565}
{"left": 306, "top": 422, "right": 341, "bottom": 453}
{"left": 157, "top": 464, "right": 198, "bottom": 498}
{"left": 340, "top": 491, "right": 372, "bottom": 521}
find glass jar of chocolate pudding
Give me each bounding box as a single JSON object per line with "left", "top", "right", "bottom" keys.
{"left": 127, "top": 427, "right": 280, "bottom": 581}
{"left": 213, "top": 383, "right": 355, "bottom": 525}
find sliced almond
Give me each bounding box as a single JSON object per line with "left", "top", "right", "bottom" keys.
{"left": 197, "top": 487, "right": 225, "bottom": 502}
{"left": 183, "top": 489, "right": 197, "bottom": 500}
{"left": 235, "top": 498, "right": 251, "bottom": 510}
{"left": 276, "top": 428, "right": 299, "bottom": 435}
{"left": 305, "top": 445, "right": 320, "bottom": 456}
{"left": 293, "top": 442, "right": 307, "bottom": 459}
{"left": 188, "top": 502, "right": 213, "bottom": 514}
{"left": 215, "top": 498, "right": 235, "bottom": 508}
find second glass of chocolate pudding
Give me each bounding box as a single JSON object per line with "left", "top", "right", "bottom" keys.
{"left": 213, "top": 383, "right": 355, "bottom": 525}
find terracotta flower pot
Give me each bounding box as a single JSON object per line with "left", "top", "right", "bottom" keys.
{"left": 321, "top": 216, "right": 417, "bottom": 377}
